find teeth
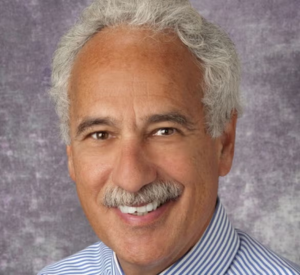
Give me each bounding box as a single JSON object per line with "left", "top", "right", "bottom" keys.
{"left": 128, "top": 207, "right": 136, "bottom": 214}
{"left": 119, "top": 206, "right": 129, "bottom": 213}
{"left": 118, "top": 201, "right": 160, "bottom": 215}
{"left": 146, "top": 203, "right": 153, "bottom": 212}
{"left": 136, "top": 206, "right": 144, "bottom": 213}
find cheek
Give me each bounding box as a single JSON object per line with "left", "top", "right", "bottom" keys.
{"left": 155, "top": 140, "right": 219, "bottom": 216}
{"left": 72, "top": 149, "right": 112, "bottom": 197}
{"left": 152, "top": 140, "right": 216, "bottom": 184}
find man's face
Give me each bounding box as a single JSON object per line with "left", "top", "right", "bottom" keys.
{"left": 67, "top": 26, "right": 233, "bottom": 274}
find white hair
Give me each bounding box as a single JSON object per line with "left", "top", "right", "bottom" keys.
{"left": 50, "top": 0, "right": 242, "bottom": 144}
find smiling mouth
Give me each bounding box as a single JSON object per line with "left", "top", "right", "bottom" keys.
{"left": 118, "top": 201, "right": 163, "bottom": 216}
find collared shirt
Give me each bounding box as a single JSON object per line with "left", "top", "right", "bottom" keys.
{"left": 38, "top": 200, "right": 300, "bottom": 275}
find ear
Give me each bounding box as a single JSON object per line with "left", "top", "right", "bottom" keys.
{"left": 66, "top": 145, "right": 76, "bottom": 182}
{"left": 217, "top": 113, "right": 237, "bottom": 177}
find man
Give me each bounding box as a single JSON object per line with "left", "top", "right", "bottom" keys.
{"left": 39, "top": 0, "right": 300, "bottom": 274}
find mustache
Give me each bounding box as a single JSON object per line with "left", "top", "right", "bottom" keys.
{"left": 103, "top": 180, "right": 184, "bottom": 207}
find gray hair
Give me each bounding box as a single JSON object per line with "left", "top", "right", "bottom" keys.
{"left": 103, "top": 180, "right": 183, "bottom": 207}
{"left": 50, "top": 0, "right": 242, "bottom": 144}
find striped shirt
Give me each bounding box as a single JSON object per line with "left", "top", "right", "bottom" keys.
{"left": 39, "top": 200, "right": 300, "bottom": 274}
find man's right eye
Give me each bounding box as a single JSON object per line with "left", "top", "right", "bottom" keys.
{"left": 90, "top": 131, "right": 110, "bottom": 140}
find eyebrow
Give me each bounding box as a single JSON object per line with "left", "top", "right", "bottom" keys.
{"left": 145, "top": 112, "right": 196, "bottom": 130}
{"left": 76, "top": 112, "right": 196, "bottom": 138}
{"left": 76, "top": 117, "right": 116, "bottom": 138}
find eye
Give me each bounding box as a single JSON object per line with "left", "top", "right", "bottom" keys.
{"left": 91, "top": 131, "right": 110, "bottom": 140}
{"left": 154, "top": 128, "right": 176, "bottom": 136}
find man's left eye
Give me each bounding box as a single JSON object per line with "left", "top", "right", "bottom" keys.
{"left": 90, "top": 131, "right": 110, "bottom": 140}
{"left": 154, "top": 128, "right": 176, "bottom": 136}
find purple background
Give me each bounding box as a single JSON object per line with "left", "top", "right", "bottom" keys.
{"left": 0, "top": 0, "right": 299, "bottom": 274}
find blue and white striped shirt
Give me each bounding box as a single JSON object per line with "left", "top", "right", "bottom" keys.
{"left": 39, "top": 200, "right": 300, "bottom": 274}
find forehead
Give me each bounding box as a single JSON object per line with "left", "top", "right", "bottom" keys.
{"left": 69, "top": 26, "right": 203, "bottom": 120}
{"left": 72, "top": 26, "right": 199, "bottom": 72}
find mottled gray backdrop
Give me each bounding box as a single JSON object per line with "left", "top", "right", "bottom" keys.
{"left": 0, "top": 0, "right": 299, "bottom": 274}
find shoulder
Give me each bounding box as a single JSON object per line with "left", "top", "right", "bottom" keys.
{"left": 38, "top": 241, "right": 113, "bottom": 275}
{"left": 228, "top": 229, "right": 300, "bottom": 274}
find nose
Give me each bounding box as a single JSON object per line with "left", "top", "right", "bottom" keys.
{"left": 111, "top": 139, "right": 157, "bottom": 193}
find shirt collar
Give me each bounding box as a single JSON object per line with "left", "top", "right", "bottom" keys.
{"left": 113, "top": 199, "right": 239, "bottom": 275}
{"left": 112, "top": 252, "right": 124, "bottom": 275}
